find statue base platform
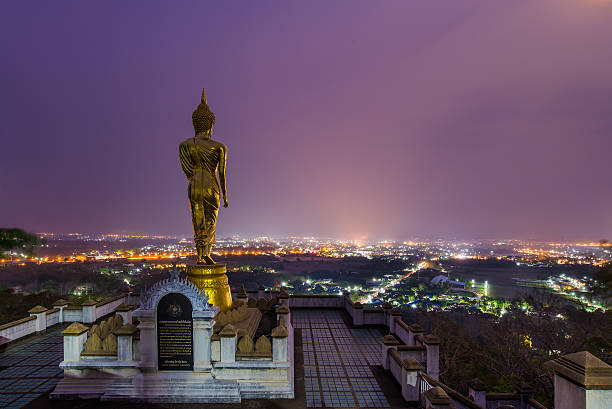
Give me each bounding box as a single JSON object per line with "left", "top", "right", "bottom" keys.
{"left": 52, "top": 273, "right": 295, "bottom": 403}
{"left": 100, "top": 373, "right": 241, "bottom": 403}
{"left": 186, "top": 264, "right": 232, "bottom": 312}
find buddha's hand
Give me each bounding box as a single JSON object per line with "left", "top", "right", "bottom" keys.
{"left": 223, "top": 197, "right": 229, "bottom": 208}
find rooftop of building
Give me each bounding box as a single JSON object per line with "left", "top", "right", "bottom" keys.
{"left": 1, "top": 288, "right": 607, "bottom": 409}
{"left": 0, "top": 306, "right": 408, "bottom": 409}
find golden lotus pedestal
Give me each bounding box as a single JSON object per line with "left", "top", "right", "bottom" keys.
{"left": 186, "top": 264, "right": 232, "bottom": 312}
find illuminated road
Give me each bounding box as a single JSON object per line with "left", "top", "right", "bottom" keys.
{"left": 359, "top": 270, "right": 415, "bottom": 304}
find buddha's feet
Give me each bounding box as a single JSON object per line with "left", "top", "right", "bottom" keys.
{"left": 203, "top": 255, "right": 215, "bottom": 265}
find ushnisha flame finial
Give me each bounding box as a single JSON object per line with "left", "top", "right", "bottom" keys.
{"left": 191, "top": 88, "right": 215, "bottom": 135}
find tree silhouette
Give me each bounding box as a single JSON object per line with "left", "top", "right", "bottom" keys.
{"left": 589, "top": 263, "right": 612, "bottom": 307}
{"left": 0, "top": 228, "right": 42, "bottom": 257}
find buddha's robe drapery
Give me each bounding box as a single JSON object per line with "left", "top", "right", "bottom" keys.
{"left": 179, "top": 138, "right": 223, "bottom": 249}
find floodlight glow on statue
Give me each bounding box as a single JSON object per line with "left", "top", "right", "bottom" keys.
{"left": 179, "top": 89, "right": 228, "bottom": 265}
{"left": 179, "top": 89, "right": 232, "bottom": 311}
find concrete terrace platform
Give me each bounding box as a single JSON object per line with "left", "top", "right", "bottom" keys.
{"left": 0, "top": 308, "right": 407, "bottom": 409}
{"left": 0, "top": 325, "right": 65, "bottom": 408}
{"left": 293, "top": 308, "right": 407, "bottom": 409}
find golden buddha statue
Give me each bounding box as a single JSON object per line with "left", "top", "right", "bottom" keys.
{"left": 179, "top": 88, "right": 232, "bottom": 311}
{"left": 179, "top": 88, "right": 228, "bottom": 265}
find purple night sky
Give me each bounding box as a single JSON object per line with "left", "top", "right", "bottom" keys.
{"left": 1, "top": 1, "right": 611, "bottom": 241}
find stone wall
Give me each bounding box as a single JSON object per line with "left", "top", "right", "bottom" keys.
{"left": 0, "top": 316, "right": 37, "bottom": 341}
{"left": 420, "top": 373, "right": 484, "bottom": 409}
{"left": 288, "top": 294, "right": 343, "bottom": 308}
{"left": 63, "top": 307, "right": 83, "bottom": 322}
{"left": 46, "top": 308, "right": 60, "bottom": 326}
{"left": 389, "top": 349, "right": 403, "bottom": 384}
{"left": 363, "top": 309, "right": 385, "bottom": 325}
{"left": 0, "top": 294, "right": 129, "bottom": 346}
{"left": 211, "top": 314, "right": 294, "bottom": 399}
{"left": 232, "top": 288, "right": 556, "bottom": 408}
{"left": 397, "top": 345, "right": 426, "bottom": 364}
{"left": 56, "top": 287, "right": 610, "bottom": 408}
{"left": 395, "top": 318, "right": 411, "bottom": 344}
{"left": 95, "top": 295, "right": 128, "bottom": 320}
{"left": 485, "top": 394, "right": 519, "bottom": 409}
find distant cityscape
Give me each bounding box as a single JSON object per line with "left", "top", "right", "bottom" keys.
{"left": 1, "top": 233, "right": 609, "bottom": 315}
{"left": 9, "top": 233, "right": 611, "bottom": 265}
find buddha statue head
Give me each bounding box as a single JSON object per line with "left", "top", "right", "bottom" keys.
{"left": 192, "top": 88, "right": 215, "bottom": 135}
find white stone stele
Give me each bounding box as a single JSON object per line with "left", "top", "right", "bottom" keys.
{"left": 132, "top": 277, "right": 215, "bottom": 373}
{"left": 106, "top": 300, "right": 294, "bottom": 402}
{"left": 55, "top": 274, "right": 295, "bottom": 403}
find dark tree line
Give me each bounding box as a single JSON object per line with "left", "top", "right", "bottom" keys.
{"left": 0, "top": 287, "right": 59, "bottom": 325}
{"left": 0, "top": 263, "right": 126, "bottom": 300}
{"left": 0, "top": 228, "right": 44, "bottom": 257}
{"left": 402, "top": 296, "right": 611, "bottom": 407}
{"left": 589, "top": 263, "right": 612, "bottom": 308}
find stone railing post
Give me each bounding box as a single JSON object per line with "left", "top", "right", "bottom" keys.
{"left": 115, "top": 323, "right": 138, "bottom": 361}
{"left": 544, "top": 351, "right": 612, "bottom": 409}
{"left": 408, "top": 323, "right": 424, "bottom": 346}
{"left": 122, "top": 285, "right": 132, "bottom": 301}
{"left": 28, "top": 305, "right": 48, "bottom": 333}
{"left": 53, "top": 299, "right": 69, "bottom": 323}
{"left": 343, "top": 291, "right": 351, "bottom": 308}
{"left": 381, "top": 334, "right": 399, "bottom": 370}
{"left": 193, "top": 310, "right": 215, "bottom": 371}
{"left": 272, "top": 325, "right": 289, "bottom": 362}
{"left": 388, "top": 308, "right": 402, "bottom": 333}
{"left": 133, "top": 309, "right": 155, "bottom": 371}
{"left": 235, "top": 285, "right": 248, "bottom": 304}
{"left": 424, "top": 386, "right": 453, "bottom": 409}
{"left": 82, "top": 299, "right": 97, "bottom": 323}
{"left": 114, "top": 302, "right": 133, "bottom": 324}
{"left": 276, "top": 303, "right": 290, "bottom": 327}
{"left": 514, "top": 382, "right": 533, "bottom": 409}
{"left": 279, "top": 287, "right": 290, "bottom": 307}
{"left": 353, "top": 302, "right": 364, "bottom": 326}
{"left": 257, "top": 285, "right": 266, "bottom": 299}
{"left": 220, "top": 324, "right": 237, "bottom": 363}
{"left": 401, "top": 357, "right": 424, "bottom": 403}
{"left": 423, "top": 334, "right": 440, "bottom": 380}
{"left": 62, "top": 322, "right": 89, "bottom": 361}
{"left": 468, "top": 378, "right": 488, "bottom": 408}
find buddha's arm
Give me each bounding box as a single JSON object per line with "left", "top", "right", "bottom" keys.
{"left": 179, "top": 142, "right": 194, "bottom": 180}
{"left": 219, "top": 144, "right": 228, "bottom": 205}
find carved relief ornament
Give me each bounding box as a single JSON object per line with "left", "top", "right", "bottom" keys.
{"left": 140, "top": 276, "right": 210, "bottom": 311}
